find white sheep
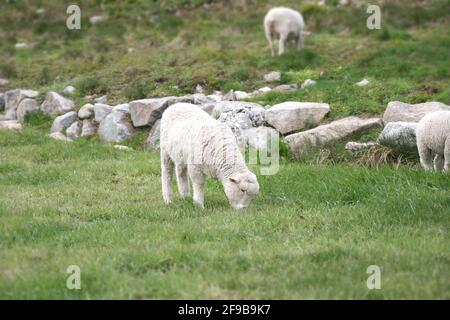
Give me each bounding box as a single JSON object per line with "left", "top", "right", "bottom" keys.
{"left": 416, "top": 111, "right": 450, "bottom": 172}
{"left": 160, "top": 103, "right": 260, "bottom": 209}
{"left": 264, "top": 7, "right": 309, "bottom": 56}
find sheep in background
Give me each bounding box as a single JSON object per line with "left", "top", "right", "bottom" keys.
{"left": 416, "top": 111, "right": 450, "bottom": 172}
{"left": 264, "top": 7, "right": 309, "bottom": 56}
{"left": 160, "top": 103, "right": 259, "bottom": 209}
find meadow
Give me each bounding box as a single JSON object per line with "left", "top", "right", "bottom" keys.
{"left": 0, "top": 0, "right": 449, "bottom": 299}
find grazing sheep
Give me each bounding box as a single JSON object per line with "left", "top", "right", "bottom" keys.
{"left": 264, "top": 7, "right": 309, "bottom": 56}
{"left": 160, "top": 103, "right": 260, "bottom": 209}
{"left": 416, "top": 111, "right": 450, "bottom": 172}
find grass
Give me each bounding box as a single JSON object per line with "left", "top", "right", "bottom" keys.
{"left": 0, "top": 0, "right": 449, "bottom": 299}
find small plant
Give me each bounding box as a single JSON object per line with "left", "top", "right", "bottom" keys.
{"left": 76, "top": 77, "right": 108, "bottom": 96}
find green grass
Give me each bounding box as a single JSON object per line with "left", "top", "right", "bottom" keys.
{"left": 1, "top": 0, "right": 449, "bottom": 299}
{"left": 0, "top": 123, "right": 449, "bottom": 299}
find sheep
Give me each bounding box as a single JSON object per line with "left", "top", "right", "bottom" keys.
{"left": 160, "top": 103, "right": 260, "bottom": 209}
{"left": 264, "top": 7, "right": 309, "bottom": 56}
{"left": 416, "top": 111, "right": 450, "bottom": 172}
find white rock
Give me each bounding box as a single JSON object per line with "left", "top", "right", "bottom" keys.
{"left": 94, "top": 95, "right": 108, "bottom": 104}
{"left": 0, "top": 120, "right": 22, "bottom": 130}
{"left": 81, "top": 119, "right": 97, "bottom": 137}
{"left": 377, "top": 122, "right": 419, "bottom": 155}
{"left": 4, "top": 89, "right": 39, "bottom": 120}
{"left": 264, "top": 71, "right": 281, "bottom": 82}
{"left": 234, "top": 91, "right": 250, "bottom": 100}
{"left": 345, "top": 141, "right": 378, "bottom": 153}
{"left": 129, "top": 97, "right": 173, "bottom": 127}
{"left": 113, "top": 103, "right": 130, "bottom": 113}
{"left": 36, "top": 8, "right": 45, "bottom": 15}
{"left": 284, "top": 117, "right": 383, "bottom": 157}
{"left": 16, "top": 98, "right": 39, "bottom": 123}
{"left": 145, "top": 119, "right": 161, "bottom": 150}
{"left": 41, "top": 91, "right": 75, "bottom": 115}
{"left": 63, "top": 85, "right": 76, "bottom": 95}
{"left": 223, "top": 90, "right": 236, "bottom": 101}
{"left": 94, "top": 103, "right": 113, "bottom": 123}
{"left": 301, "top": 79, "right": 317, "bottom": 88}
{"left": 355, "top": 79, "right": 369, "bottom": 87}
{"left": 15, "top": 43, "right": 28, "bottom": 49}
{"left": 89, "top": 16, "right": 106, "bottom": 24}
{"left": 0, "top": 78, "right": 9, "bottom": 86}
{"left": 383, "top": 101, "right": 450, "bottom": 123}
{"left": 212, "top": 101, "right": 264, "bottom": 119}
{"left": 113, "top": 145, "right": 132, "bottom": 151}
{"left": 273, "top": 83, "right": 299, "bottom": 92}
{"left": 0, "top": 93, "right": 4, "bottom": 110}
{"left": 51, "top": 111, "right": 78, "bottom": 133}
{"left": 258, "top": 86, "right": 272, "bottom": 93}
{"left": 66, "top": 121, "right": 82, "bottom": 140}
{"left": 78, "top": 103, "right": 94, "bottom": 119}
{"left": 48, "top": 132, "right": 72, "bottom": 142}
{"left": 265, "top": 102, "right": 330, "bottom": 134}
{"left": 195, "top": 84, "right": 204, "bottom": 94}
{"left": 98, "top": 110, "right": 134, "bottom": 142}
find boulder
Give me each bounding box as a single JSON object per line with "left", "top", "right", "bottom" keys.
{"left": 94, "top": 103, "right": 113, "bottom": 123}
{"left": 0, "top": 120, "right": 22, "bottom": 130}
{"left": 212, "top": 101, "right": 264, "bottom": 119}
{"left": 4, "top": 89, "right": 39, "bottom": 120}
{"left": 113, "top": 103, "right": 130, "bottom": 113}
{"left": 273, "top": 83, "right": 299, "bottom": 92}
{"left": 301, "top": 79, "right": 317, "bottom": 89}
{"left": 264, "top": 71, "right": 281, "bottom": 82}
{"left": 41, "top": 91, "right": 75, "bottom": 115}
{"left": 284, "top": 117, "right": 382, "bottom": 157}
{"left": 50, "top": 111, "right": 77, "bottom": 133}
{"left": 81, "top": 119, "right": 97, "bottom": 138}
{"left": 78, "top": 103, "right": 94, "bottom": 119}
{"left": 98, "top": 110, "right": 134, "bottom": 142}
{"left": 48, "top": 132, "right": 72, "bottom": 142}
{"left": 265, "top": 102, "right": 330, "bottom": 134}
{"left": 129, "top": 97, "right": 174, "bottom": 127}
{"left": 235, "top": 91, "right": 250, "bottom": 100}
{"left": 218, "top": 106, "right": 266, "bottom": 131}
{"left": 377, "top": 122, "right": 419, "bottom": 155}
{"left": 66, "top": 121, "right": 82, "bottom": 140}
{"left": 383, "top": 101, "right": 450, "bottom": 123}
{"left": 94, "top": 95, "right": 107, "bottom": 104}
{"left": 63, "top": 85, "right": 76, "bottom": 95}
{"left": 16, "top": 98, "right": 39, "bottom": 123}
{"left": 145, "top": 119, "right": 161, "bottom": 150}
{"left": 223, "top": 90, "right": 236, "bottom": 101}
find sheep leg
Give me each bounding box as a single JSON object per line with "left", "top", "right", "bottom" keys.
{"left": 188, "top": 165, "right": 205, "bottom": 208}
{"left": 176, "top": 164, "right": 190, "bottom": 197}
{"left": 278, "top": 33, "right": 287, "bottom": 55}
{"left": 297, "top": 32, "right": 304, "bottom": 50}
{"left": 268, "top": 38, "right": 275, "bottom": 56}
{"left": 418, "top": 144, "right": 434, "bottom": 171}
{"left": 444, "top": 135, "right": 450, "bottom": 172}
{"left": 434, "top": 154, "right": 444, "bottom": 172}
{"left": 161, "top": 151, "right": 174, "bottom": 204}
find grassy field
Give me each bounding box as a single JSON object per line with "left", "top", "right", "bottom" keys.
{"left": 0, "top": 0, "right": 449, "bottom": 299}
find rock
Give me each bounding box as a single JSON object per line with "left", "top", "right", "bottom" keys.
{"left": 273, "top": 83, "right": 299, "bottom": 92}
{"left": 212, "top": 101, "right": 264, "bottom": 119}
{"left": 66, "top": 121, "right": 82, "bottom": 140}
{"left": 4, "top": 89, "right": 38, "bottom": 120}
{"left": 16, "top": 98, "right": 39, "bottom": 123}
{"left": 81, "top": 119, "right": 97, "bottom": 137}
{"left": 36, "top": 8, "right": 45, "bottom": 15}
{"left": 78, "top": 103, "right": 94, "bottom": 119}
{"left": 94, "top": 103, "right": 113, "bottom": 123}
{"left": 129, "top": 97, "right": 173, "bottom": 127}
{"left": 377, "top": 122, "right": 419, "bottom": 155}
{"left": 48, "top": 132, "right": 72, "bottom": 142}
{"left": 15, "top": 43, "right": 28, "bottom": 49}
{"left": 218, "top": 105, "right": 266, "bottom": 130}
{"left": 0, "top": 120, "right": 22, "bottom": 130}
{"left": 284, "top": 117, "right": 383, "bottom": 157}
{"left": 145, "top": 119, "right": 161, "bottom": 150}
{"left": 192, "top": 94, "right": 218, "bottom": 105}
{"left": 98, "top": 110, "right": 134, "bottom": 142}
{"left": 264, "top": 71, "right": 281, "bottom": 82}
{"left": 234, "top": 91, "right": 250, "bottom": 100}
{"left": 113, "top": 103, "right": 130, "bottom": 113}
{"left": 41, "top": 91, "right": 75, "bottom": 115}
{"left": 243, "top": 126, "right": 279, "bottom": 150}
{"left": 113, "top": 145, "right": 132, "bottom": 151}
{"left": 223, "top": 90, "right": 236, "bottom": 101}
{"left": 355, "top": 79, "right": 369, "bottom": 87}
{"left": 50, "top": 111, "right": 77, "bottom": 133}
{"left": 265, "top": 102, "right": 330, "bottom": 134}
{"left": 301, "top": 79, "right": 317, "bottom": 89}
{"left": 63, "top": 85, "right": 76, "bottom": 95}
{"left": 0, "top": 78, "right": 9, "bottom": 86}
{"left": 94, "top": 95, "right": 108, "bottom": 104}
{"left": 89, "top": 16, "right": 106, "bottom": 24}
{"left": 195, "top": 84, "right": 204, "bottom": 94}
{"left": 258, "top": 86, "right": 272, "bottom": 93}
{"left": 345, "top": 141, "right": 378, "bottom": 153}
{"left": 200, "top": 103, "right": 215, "bottom": 115}
{"left": 383, "top": 101, "right": 450, "bottom": 123}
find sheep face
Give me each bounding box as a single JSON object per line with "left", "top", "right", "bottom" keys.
{"left": 223, "top": 172, "right": 259, "bottom": 209}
